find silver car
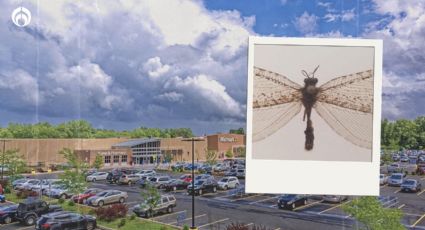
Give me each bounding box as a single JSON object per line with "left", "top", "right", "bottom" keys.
{"left": 217, "top": 176, "right": 240, "bottom": 190}
{"left": 388, "top": 173, "right": 404, "bottom": 186}
{"left": 148, "top": 176, "right": 172, "bottom": 189}
{"left": 16, "top": 179, "right": 40, "bottom": 191}
{"left": 118, "top": 174, "right": 140, "bottom": 185}
{"left": 380, "top": 174, "right": 389, "bottom": 185}
{"left": 86, "top": 172, "right": 109, "bottom": 182}
{"left": 132, "top": 195, "right": 177, "bottom": 218}
{"left": 323, "top": 195, "right": 348, "bottom": 203}
{"left": 87, "top": 190, "right": 128, "bottom": 207}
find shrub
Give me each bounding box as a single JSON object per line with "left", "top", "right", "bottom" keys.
{"left": 129, "top": 214, "right": 136, "bottom": 220}
{"left": 117, "top": 218, "right": 126, "bottom": 228}
{"left": 94, "top": 203, "right": 128, "bottom": 222}
{"left": 160, "top": 226, "right": 167, "bottom": 230}
{"left": 16, "top": 190, "right": 38, "bottom": 199}
{"left": 4, "top": 187, "right": 11, "bottom": 194}
{"left": 58, "top": 198, "right": 65, "bottom": 204}
{"left": 183, "top": 225, "right": 189, "bottom": 230}
{"left": 67, "top": 200, "right": 75, "bottom": 206}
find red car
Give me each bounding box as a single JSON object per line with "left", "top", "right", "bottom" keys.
{"left": 72, "top": 188, "right": 103, "bottom": 204}
{"left": 180, "top": 174, "right": 192, "bottom": 183}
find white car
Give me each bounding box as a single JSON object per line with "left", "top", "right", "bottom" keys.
{"left": 213, "top": 163, "right": 229, "bottom": 172}
{"left": 380, "top": 174, "right": 389, "bottom": 185}
{"left": 217, "top": 176, "right": 240, "bottom": 190}
{"left": 86, "top": 172, "right": 109, "bottom": 182}
{"left": 29, "top": 179, "right": 60, "bottom": 191}
{"left": 134, "top": 170, "right": 156, "bottom": 178}
{"left": 16, "top": 179, "right": 40, "bottom": 190}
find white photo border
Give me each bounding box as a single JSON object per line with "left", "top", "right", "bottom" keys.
{"left": 246, "top": 36, "right": 383, "bottom": 196}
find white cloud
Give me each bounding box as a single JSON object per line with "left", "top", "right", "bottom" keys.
{"left": 156, "top": 92, "right": 184, "bottom": 102}
{"left": 0, "top": 69, "right": 40, "bottom": 105}
{"left": 341, "top": 9, "right": 356, "bottom": 22}
{"left": 143, "top": 57, "right": 171, "bottom": 79}
{"left": 294, "top": 12, "right": 319, "bottom": 34}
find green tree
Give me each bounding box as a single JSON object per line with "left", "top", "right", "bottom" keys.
{"left": 229, "top": 128, "right": 245, "bottom": 135}
{"left": 206, "top": 150, "right": 217, "bottom": 165}
{"left": 225, "top": 149, "right": 233, "bottom": 159}
{"left": 92, "top": 154, "right": 104, "bottom": 170}
{"left": 0, "top": 149, "right": 26, "bottom": 180}
{"left": 139, "top": 184, "right": 161, "bottom": 216}
{"left": 342, "top": 196, "right": 404, "bottom": 230}
{"left": 58, "top": 148, "right": 88, "bottom": 196}
{"left": 164, "top": 152, "right": 173, "bottom": 163}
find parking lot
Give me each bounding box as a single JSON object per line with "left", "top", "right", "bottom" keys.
{"left": 3, "top": 165, "right": 425, "bottom": 230}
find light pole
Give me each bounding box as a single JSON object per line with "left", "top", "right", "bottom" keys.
{"left": 1, "top": 139, "right": 11, "bottom": 179}
{"left": 182, "top": 137, "right": 205, "bottom": 230}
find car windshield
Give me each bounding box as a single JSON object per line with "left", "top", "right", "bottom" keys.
{"left": 281, "top": 194, "right": 296, "bottom": 199}
{"left": 220, "top": 178, "right": 229, "bottom": 182}
{"left": 150, "top": 178, "right": 157, "bottom": 182}
{"left": 96, "top": 191, "right": 108, "bottom": 197}
{"left": 195, "top": 180, "right": 205, "bottom": 186}
{"left": 403, "top": 180, "right": 415, "bottom": 185}
{"left": 391, "top": 175, "right": 402, "bottom": 179}
{"left": 180, "top": 175, "right": 188, "bottom": 179}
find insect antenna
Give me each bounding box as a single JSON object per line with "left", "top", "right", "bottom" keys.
{"left": 301, "top": 70, "right": 310, "bottom": 78}
{"left": 311, "top": 65, "right": 320, "bottom": 78}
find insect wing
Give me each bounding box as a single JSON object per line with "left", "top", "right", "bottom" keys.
{"left": 252, "top": 67, "right": 303, "bottom": 142}
{"left": 315, "top": 70, "right": 374, "bottom": 149}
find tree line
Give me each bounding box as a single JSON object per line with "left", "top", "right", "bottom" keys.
{"left": 381, "top": 116, "right": 425, "bottom": 151}
{"left": 0, "top": 120, "right": 194, "bottom": 139}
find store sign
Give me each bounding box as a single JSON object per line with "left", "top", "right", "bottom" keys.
{"left": 219, "top": 137, "right": 236, "bottom": 143}
{"left": 99, "top": 151, "right": 126, "bottom": 156}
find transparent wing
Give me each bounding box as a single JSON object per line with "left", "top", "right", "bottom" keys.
{"left": 317, "top": 70, "right": 373, "bottom": 113}
{"left": 315, "top": 70, "right": 374, "bottom": 149}
{"left": 253, "top": 102, "right": 302, "bottom": 142}
{"left": 253, "top": 67, "right": 302, "bottom": 108}
{"left": 252, "top": 67, "right": 303, "bottom": 142}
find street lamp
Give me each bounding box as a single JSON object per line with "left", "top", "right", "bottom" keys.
{"left": 1, "top": 139, "right": 11, "bottom": 179}
{"left": 182, "top": 137, "right": 205, "bottom": 230}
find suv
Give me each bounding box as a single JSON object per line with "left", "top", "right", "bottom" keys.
{"left": 133, "top": 195, "right": 176, "bottom": 218}
{"left": 16, "top": 199, "right": 62, "bottom": 226}
{"left": 388, "top": 173, "right": 404, "bottom": 186}
{"left": 145, "top": 176, "right": 172, "bottom": 189}
{"left": 217, "top": 176, "right": 239, "bottom": 190}
{"left": 118, "top": 174, "right": 140, "bottom": 185}
{"left": 36, "top": 211, "right": 96, "bottom": 230}
{"left": 187, "top": 178, "right": 218, "bottom": 195}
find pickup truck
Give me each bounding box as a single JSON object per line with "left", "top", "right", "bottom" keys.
{"left": 15, "top": 199, "right": 62, "bottom": 226}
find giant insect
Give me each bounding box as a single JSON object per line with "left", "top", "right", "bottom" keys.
{"left": 252, "top": 66, "right": 373, "bottom": 150}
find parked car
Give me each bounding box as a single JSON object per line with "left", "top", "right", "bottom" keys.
{"left": 134, "top": 170, "right": 156, "bottom": 178}
{"left": 401, "top": 179, "right": 422, "bottom": 192}
{"left": 198, "top": 164, "right": 212, "bottom": 174}
{"left": 224, "top": 169, "right": 237, "bottom": 177}
{"left": 171, "top": 162, "right": 185, "bottom": 171}
{"left": 213, "top": 163, "right": 229, "bottom": 172}
{"left": 36, "top": 211, "right": 96, "bottom": 230}
{"left": 187, "top": 178, "right": 218, "bottom": 195}
{"left": 236, "top": 169, "right": 245, "bottom": 179}
{"left": 277, "top": 194, "right": 308, "bottom": 210}
{"left": 322, "top": 195, "right": 348, "bottom": 203}
{"left": 12, "top": 178, "right": 29, "bottom": 189}
{"left": 106, "top": 169, "right": 136, "bottom": 184}
{"left": 86, "top": 172, "right": 108, "bottom": 182}
{"left": 71, "top": 188, "right": 103, "bottom": 204}
{"left": 195, "top": 174, "right": 214, "bottom": 181}
{"left": 163, "top": 179, "right": 190, "bottom": 192}
{"left": 417, "top": 164, "right": 425, "bottom": 175}
{"left": 388, "top": 173, "right": 404, "bottom": 186}
{"left": 387, "top": 163, "right": 403, "bottom": 173}
{"left": 29, "top": 179, "right": 60, "bottom": 193}
{"left": 400, "top": 156, "right": 409, "bottom": 162}
{"left": 45, "top": 184, "right": 74, "bottom": 199}
{"left": 15, "top": 199, "right": 62, "bottom": 226}
{"left": 184, "top": 163, "right": 199, "bottom": 171}
{"left": 132, "top": 194, "right": 176, "bottom": 218}
{"left": 118, "top": 174, "right": 140, "bottom": 185}
{"left": 86, "top": 190, "right": 128, "bottom": 207}
{"left": 0, "top": 204, "right": 18, "bottom": 224}
{"left": 217, "top": 176, "right": 240, "bottom": 190}
{"left": 392, "top": 154, "right": 400, "bottom": 161}
{"left": 380, "top": 174, "right": 389, "bottom": 185}
{"left": 143, "top": 176, "right": 172, "bottom": 189}
{"left": 179, "top": 174, "right": 192, "bottom": 183}
{"left": 85, "top": 169, "right": 98, "bottom": 177}
{"left": 15, "top": 179, "right": 40, "bottom": 191}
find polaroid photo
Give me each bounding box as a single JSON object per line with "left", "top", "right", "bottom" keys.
{"left": 246, "top": 36, "right": 383, "bottom": 196}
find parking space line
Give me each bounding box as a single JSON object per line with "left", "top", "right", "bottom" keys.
{"left": 394, "top": 189, "right": 401, "bottom": 194}
{"left": 318, "top": 200, "right": 350, "bottom": 214}
{"left": 411, "top": 213, "right": 425, "bottom": 228}
{"left": 418, "top": 190, "right": 425, "bottom": 196}
{"left": 167, "top": 214, "right": 206, "bottom": 225}
{"left": 421, "top": 177, "right": 425, "bottom": 180}
{"left": 198, "top": 218, "right": 230, "bottom": 228}
{"left": 405, "top": 213, "right": 423, "bottom": 217}
{"left": 244, "top": 223, "right": 254, "bottom": 227}
{"left": 381, "top": 184, "right": 387, "bottom": 188}
{"left": 274, "top": 228, "right": 281, "bottom": 230}
{"left": 397, "top": 204, "right": 405, "bottom": 209}
{"left": 152, "top": 210, "right": 187, "bottom": 220}
{"left": 232, "top": 194, "right": 264, "bottom": 202}
{"left": 249, "top": 196, "right": 279, "bottom": 205}
{"left": 293, "top": 200, "right": 323, "bottom": 211}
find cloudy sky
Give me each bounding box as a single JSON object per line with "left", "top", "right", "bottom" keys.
{"left": 0, "top": 0, "right": 424, "bottom": 135}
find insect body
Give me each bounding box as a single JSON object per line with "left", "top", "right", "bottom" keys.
{"left": 252, "top": 65, "right": 373, "bottom": 151}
